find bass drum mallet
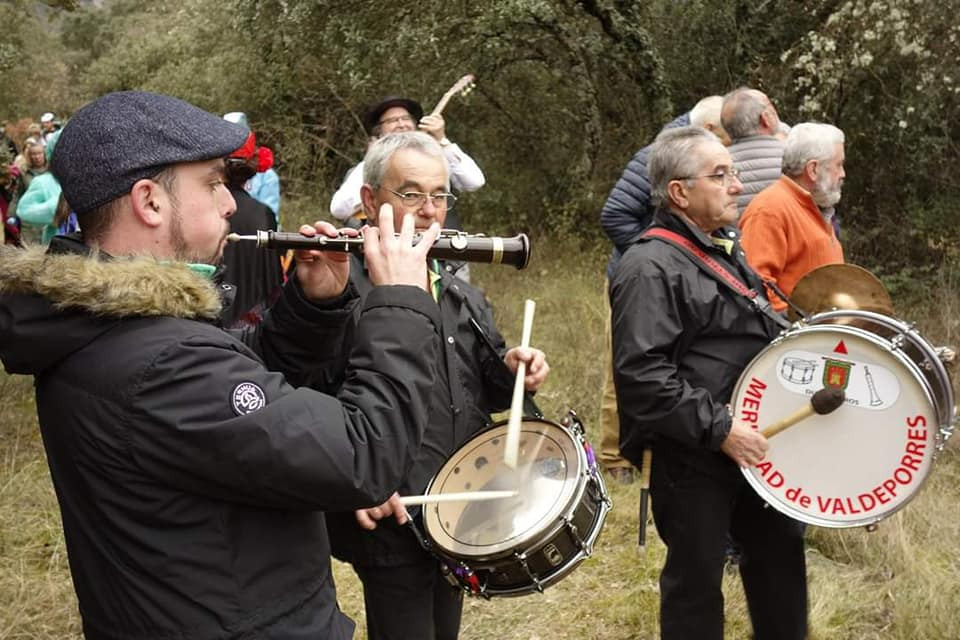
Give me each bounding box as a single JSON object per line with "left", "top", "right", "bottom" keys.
{"left": 760, "top": 387, "right": 846, "bottom": 439}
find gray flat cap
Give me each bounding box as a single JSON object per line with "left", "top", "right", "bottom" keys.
{"left": 51, "top": 91, "right": 249, "bottom": 215}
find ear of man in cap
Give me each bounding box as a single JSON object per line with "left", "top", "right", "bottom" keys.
{"left": 51, "top": 91, "right": 249, "bottom": 216}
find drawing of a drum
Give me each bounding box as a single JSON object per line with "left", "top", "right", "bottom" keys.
{"left": 421, "top": 413, "right": 611, "bottom": 597}
{"left": 780, "top": 357, "right": 816, "bottom": 384}
{"left": 731, "top": 310, "right": 955, "bottom": 528}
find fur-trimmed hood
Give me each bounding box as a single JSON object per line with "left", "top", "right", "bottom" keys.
{"left": 0, "top": 236, "right": 224, "bottom": 375}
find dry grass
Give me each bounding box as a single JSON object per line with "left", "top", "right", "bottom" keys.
{"left": 2, "top": 232, "right": 960, "bottom": 639}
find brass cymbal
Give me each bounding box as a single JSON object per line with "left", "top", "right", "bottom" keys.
{"left": 787, "top": 264, "right": 894, "bottom": 321}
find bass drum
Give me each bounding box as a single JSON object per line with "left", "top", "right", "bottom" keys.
{"left": 421, "top": 413, "right": 610, "bottom": 597}
{"left": 731, "top": 310, "right": 955, "bottom": 528}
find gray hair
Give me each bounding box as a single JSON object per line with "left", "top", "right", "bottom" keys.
{"left": 362, "top": 131, "right": 449, "bottom": 188}
{"left": 689, "top": 95, "right": 723, "bottom": 129}
{"left": 648, "top": 126, "right": 722, "bottom": 208}
{"left": 781, "top": 123, "right": 845, "bottom": 176}
{"left": 721, "top": 87, "right": 768, "bottom": 139}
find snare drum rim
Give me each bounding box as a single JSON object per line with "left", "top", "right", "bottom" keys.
{"left": 735, "top": 321, "right": 939, "bottom": 528}
{"left": 422, "top": 418, "right": 588, "bottom": 560}
{"left": 472, "top": 472, "right": 612, "bottom": 597}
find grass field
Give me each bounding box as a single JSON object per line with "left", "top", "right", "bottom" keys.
{"left": 2, "top": 231, "right": 959, "bottom": 639}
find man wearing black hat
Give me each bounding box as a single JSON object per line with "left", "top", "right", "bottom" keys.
{"left": 330, "top": 95, "right": 484, "bottom": 224}
{"left": 0, "top": 90, "right": 446, "bottom": 640}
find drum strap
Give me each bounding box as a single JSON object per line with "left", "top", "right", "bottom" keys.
{"left": 642, "top": 228, "right": 791, "bottom": 331}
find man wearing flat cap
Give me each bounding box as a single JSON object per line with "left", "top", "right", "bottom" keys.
{"left": 0, "top": 90, "right": 446, "bottom": 640}
{"left": 330, "top": 95, "right": 485, "bottom": 226}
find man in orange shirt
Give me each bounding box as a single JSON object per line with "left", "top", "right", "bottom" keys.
{"left": 739, "top": 122, "right": 846, "bottom": 311}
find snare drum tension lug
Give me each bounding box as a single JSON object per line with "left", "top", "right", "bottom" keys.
{"left": 514, "top": 551, "right": 544, "bottom": 593}
{"left": 865, "top": 523, "right": 879, "bottom": 533}
{"left": 562, "top": 409, "right": 585, "bottom": 437}
{"left": 564, "top": 517, "right": 586, "bottom": 552}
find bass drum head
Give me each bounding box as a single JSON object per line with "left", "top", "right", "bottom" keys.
{"left": 423, "top": 419, "right": 585, "bottom": 559}
{"left": 732, "top": 322, "right": 939, "bottom": 528}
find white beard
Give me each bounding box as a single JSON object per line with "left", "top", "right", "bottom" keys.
{"left": 812, "top": 169, "right": 842, "bottom": 209}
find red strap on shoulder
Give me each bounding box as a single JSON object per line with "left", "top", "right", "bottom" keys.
{"left": 643, "top": 227, "right": 756, "bottom": 299}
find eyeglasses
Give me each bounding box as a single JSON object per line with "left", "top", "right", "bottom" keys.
{"left": 386, "top": 188, "right": 457, "bottom": 210}
{"left": 676, "top": 167, "right": 741, "bottom": 186}
{"left": 378, "top": 114, "right": 415, "bottom": 127}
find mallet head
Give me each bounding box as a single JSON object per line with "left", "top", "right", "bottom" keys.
{"left": 811, "top": 387, "right": 846, "bottom": 415}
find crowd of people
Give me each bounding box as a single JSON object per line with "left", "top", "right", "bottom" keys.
{"left": 0, "top": 84, "right": 849, "bottom": 640}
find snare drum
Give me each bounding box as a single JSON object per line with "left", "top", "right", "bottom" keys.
{"left": 732, "top": 310, "right": 955, "bottom": 528}
{"left": 421, "top": 413, "right": 611, "bottom": 597}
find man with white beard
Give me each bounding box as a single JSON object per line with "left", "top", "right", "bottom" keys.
{"left": 739, "top": 122, "right": 846, "bottom": 311}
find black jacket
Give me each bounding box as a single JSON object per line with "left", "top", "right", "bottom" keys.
{"left": 327, "top": 258, "right": 515, "bottom": 566}
{"left": 0, "top": 236, "right": 442, "bottom": 640}
{"left": 610, "top": 210, "right": 782, "bottom": 480}
{"left": 220, "top": 187, "right": 284, "bottom": 327}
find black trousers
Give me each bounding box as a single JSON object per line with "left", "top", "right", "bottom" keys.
{"left": 650, "top": 450, "right": 808, "bottom": 640}
{"left": 353, "top": 558, "right": 463, "bottom": 640}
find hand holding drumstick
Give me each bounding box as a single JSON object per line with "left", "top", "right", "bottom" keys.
{"left": 504, "top": 300, "right": 550, "bottom": 468}
{"left": 354, "top": 490, "right": 520, "bottom": 530}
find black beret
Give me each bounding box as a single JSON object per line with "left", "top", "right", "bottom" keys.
{"left": 51, "top": 91, "right": 249, "bottom": 215}
{"left": 363, "top": 96, "right": 423, "bottom": 135}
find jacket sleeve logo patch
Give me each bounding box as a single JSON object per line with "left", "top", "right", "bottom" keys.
{"left": 231, "top": 382, "right": 266, "bottom": 415}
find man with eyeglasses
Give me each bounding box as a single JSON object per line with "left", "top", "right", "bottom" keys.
{"left": 611, "top": 126, "right": 808, "bottom": 640}
{"left": 721, "top": 87, "right": 786, "bottom": 215}
{"left": 739, "top": 122, "right": 846, "bottom": 312}
{"left": 326, "top": 131, "right": 549, "bottom": 640}
{"left": 599, "top": 95, "right": 730, "bottom": 485}
{"left": 330, "top": 96, "right": 484, "bottom": 231}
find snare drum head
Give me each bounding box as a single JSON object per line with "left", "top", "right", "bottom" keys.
{"left": 423, "top": 419, "right": 585, "bottom": 559}
{"left": 733, "top": 321, "right": 939, "bottom": 527}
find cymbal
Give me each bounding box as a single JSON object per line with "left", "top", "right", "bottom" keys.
{"left": 787, "top": 264, "right": 894, "bottom": 321}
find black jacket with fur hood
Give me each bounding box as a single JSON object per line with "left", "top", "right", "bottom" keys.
{"left": 0, "top": 235, "right": 442, "bottom": 640}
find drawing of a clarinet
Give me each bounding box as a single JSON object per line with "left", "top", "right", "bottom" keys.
{"left": 864, "top": 366, "right": 883, "bottom": 406}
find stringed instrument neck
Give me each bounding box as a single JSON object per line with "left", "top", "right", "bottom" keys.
{"left": 429, "top": 73, "right": 476, "bottom": 117}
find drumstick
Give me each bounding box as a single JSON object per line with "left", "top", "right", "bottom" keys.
{"left": 504, "top": 299, "right": 536, "bottom": 468}
{"left": 398, "top": 490, "right": 519, "bottom": 506}
{"left": 760, "top": 387, "right": 845, "bottom": 439}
